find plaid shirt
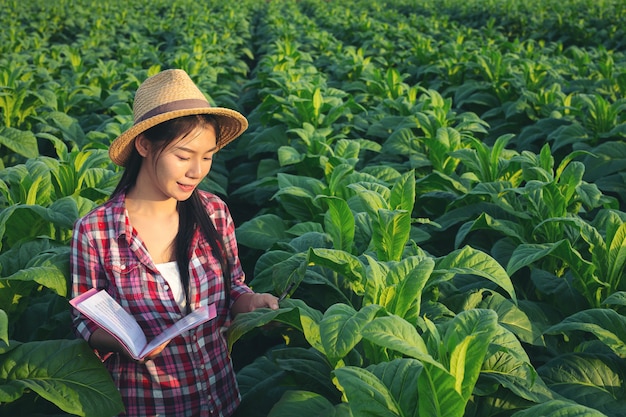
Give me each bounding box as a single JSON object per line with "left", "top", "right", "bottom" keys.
{"left": 71, "top": 190, "right": 252, "bottom": 417}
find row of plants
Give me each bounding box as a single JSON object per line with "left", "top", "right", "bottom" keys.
{"left": 1, "top": 0, "right": 626, "bottom": 416}
{"left": 223, "top": 2, "right": 626, "bottom": 416}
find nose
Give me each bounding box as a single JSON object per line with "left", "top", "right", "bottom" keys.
{"left": 187, "top": 159, "right": 203, "bottom": 178}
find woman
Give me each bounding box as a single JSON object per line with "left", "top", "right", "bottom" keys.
{"left": 70, "top": 69, "right": 278, "bottom": 417}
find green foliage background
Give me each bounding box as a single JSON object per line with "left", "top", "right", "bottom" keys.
{"left": 1, "top": 0, "right": 626, "bottom": 416}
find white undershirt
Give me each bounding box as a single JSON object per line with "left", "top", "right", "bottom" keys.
{"left": 155, "top": 261, "right": 187, "bottom": 311}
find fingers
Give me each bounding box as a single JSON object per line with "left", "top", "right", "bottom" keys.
{"left": 250, "top": 293, "right": 279, "bottom": 311}
{"left": 258, "top": 293, "right": 279, "bottom": 310}
{"left": 268, "top": 294, "right": 279, "bottom": 310}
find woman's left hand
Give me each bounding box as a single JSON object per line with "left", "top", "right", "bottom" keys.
{"left": 231, "top": 292, "right": 279, "bottom": 315}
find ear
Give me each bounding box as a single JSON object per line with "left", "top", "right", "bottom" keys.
{"left": 134, "top": 134, "right": 150, "bottom": 157}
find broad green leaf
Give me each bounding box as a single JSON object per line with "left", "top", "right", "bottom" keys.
{"left": 558, "top": 161, "right": 584, "bottom": 203}
{"left": 418, "top": 362, "right": 466, "bottom": 417}
{"left": 540, "top": 182, "right": 567, "bottom": 218}
{"left": 333, "top": 366, "right": 402, "bottom": 417}
{"left": 327, "top": 163, "right": 355, "bottom": 197}
{"left": 0, "top": 126, "right": 38, "bottom": 158}
{"left": 320, "top": 304, "right": 382, "bottom": 366}
{"left": 277, "top": 145, "right": 305, "bottom": 166}
{"left": 444, "top": 309, "right": 498, "bottom": 401}
{"left": 252, "top": 250, "right": 295, "bottom": 291}
{"left": 228, "top": 299, "right": 323, "bottom": 347}
{"left": 25, "top": 166, "right": 50, "bottom": 206}
{"left": 57, "top": 161, "right": 80, "bottom": 197}
{"left": 307, "top": 248, "right": 366, "bottom": 293}
{"left": 247, "top": 125, "right": 290, "bottom": 155}
{"left": 347, "top": 183, "right": 390, "bottom": 215}
{"left": 289, "top": 231, "right": 332, "bottom": 253}
{"left": 482, "top": 325, "right": 555, "bottom": 403}
{"left": 46, "top": 111, "right": 87, "bottom": 146}
{"left": 273, "top": 187, "right": 322, "bottom": 221}
{"left": 271, "top": 347, "right": 338, "bottom": 400}
{"left": 415, "top": 170, "right": 470, "bottom": 195}
{"left": 75, "top": 195, "right": 98, "bottom": 218}
{"left": 312, "top": 88, "right": 323, "bottom": 120}
{"left": 363, "top": 254, "right": 390, "bottom": 307}
{"left": 236, "top": 214, "right": 286, "bottom": 250}
{"left": 381, "top": 126, "right": 420, "bottom": 155}
{"left": 507, "top": 241, "right": 603, "bottom": 306}
{"left": 11, "top": 291, "right": 70, "bottom": 342}
{"left": 268, "top": 390, "right": 349, "bottom": 417}
{"left": 277, "top": 173, "right": 326, "bottom": 195}
{"left": 367, "top": 359, "right": 422, "bottom": 417}
{"left": 545, "top": 309, "right": 626, "bottom": 358}
{"left": 454, "top": 82, "right": 499, "bottom": 110}
{"left": 2, "top": 265, "right": 67, "bottom": 297}
{"left": 510, "top": 399, "right": 609, "bottom": 417}
{"left": 354, "top": 211, "right": 374, "bottom": 253}
{"left": 455, "top": 212, "right": 525, "bottom": 249}
{"left": 227, "top": 306, "right": 302, "bottom": 351}
{"left": 79, "top": 167, "right": 118, "bottom": 194}
{"left": 583, "top": 141, "right": 626, "bottom": 182}
{"left": 603, "top": 291, "right": 626, "bottom": 307}
{"left": 437, "top": 246, "right": 516, "bottom": 301}
{"left": 230, "top": 175, "right": 277, "bottom": 205}
{"left": 0, "top": 198, "right": 79, "bottom": 250}
{"left": 236, "top": 356, "right": 291, "bottom": 417}
{"left": 389, "top": 170, "right": 415, "bottom": 212}
{"left": 489, "top": 134, "right": 516, "bottom": 178}
{"left": 0, "top": 237, "right": 63, "bottom": 276}
{"left": 361, "top": 315, "right": 439, "bottom": 367}
{"left": 385, "top": 257, "right": 435, "bottom": 320}
{"left": 334, "top": 139, "right": 361, "bottom": 161}
{"left": 373, "top": 209, "right": 411, "bottom": 262}
{"left": 478, "top": 291, "right": 546, "bottom": 345}
{"left": 321, "top": 196, "right": 355, "bottom": 252}
{"left": 47, "top": 196, "right": 81, "bottom": 229}
{"left": 286, "top": 221, "right": 324, "bottom": 236}
{"left": 539, "top": 143, "right": 555, "bottom": 174}
{"left": 0, "top": 339, "right": 123, "bottom": 416}
{"left": 539, "top": 353, "right": 626, "bottom": 415}
{"left": 252, "top": 251, "right": 344, "bottom": 305}
{"left": 36, "top": 132, "right": 69, "bottom": 160}
{"left": 267, "top": 252, "right": 309, "bottom": 295}
{"left": 607, "top": 222, "right": 626, "bottom": 289}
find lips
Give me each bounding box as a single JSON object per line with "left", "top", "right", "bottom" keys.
{"left": 178, "top": 183, "right": 196, "bottom": 192}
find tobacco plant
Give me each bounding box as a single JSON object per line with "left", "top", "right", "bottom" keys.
{"left": 2, "top": 0, "right": 626, "bottom": 416}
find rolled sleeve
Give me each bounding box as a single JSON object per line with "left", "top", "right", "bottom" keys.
{"left": 70, "top": 217, "right": 106, "bottom": 343}
{"left": 203, "top": 192, "right": 253, "bottom": 304}
{"left": 223, "top": 201, "right": 253, "bottom": 303}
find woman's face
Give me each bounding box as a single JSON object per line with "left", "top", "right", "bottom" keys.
{"left": 137, "top": 123, "right": 217, "bottom": 202}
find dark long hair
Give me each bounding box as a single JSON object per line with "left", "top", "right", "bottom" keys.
{"left": 111, "top": 114, "right": 231, "bottom": 314}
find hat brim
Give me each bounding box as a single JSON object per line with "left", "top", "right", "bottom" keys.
{"left": 109, "top": 107, "right": 248, "bottom": 166}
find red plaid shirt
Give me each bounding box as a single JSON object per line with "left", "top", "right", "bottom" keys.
{"left": 71, "top": 190, "right": 252, "bottom": 417}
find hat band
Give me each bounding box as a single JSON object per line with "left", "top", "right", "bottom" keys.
{"left": 135, "top": 98, "right": 211, "bottom": 124}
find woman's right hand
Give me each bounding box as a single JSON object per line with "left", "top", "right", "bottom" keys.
{"left": 89, "top": 328, "right": 169, "bottom": 363}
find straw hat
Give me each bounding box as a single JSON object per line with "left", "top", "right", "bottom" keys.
{"left": 109, "top": 69, "right": 248, "bottom": 166}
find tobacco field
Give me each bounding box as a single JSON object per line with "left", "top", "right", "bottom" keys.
{"left": 1, "top": 0, "right": 626, "bottom": 416}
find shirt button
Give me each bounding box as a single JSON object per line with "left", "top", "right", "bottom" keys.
{"left": 163, "top": 284, "right": 169, "bottom": 290}
{"left": 120, "top": 265, "right": 126, "bottom": 270}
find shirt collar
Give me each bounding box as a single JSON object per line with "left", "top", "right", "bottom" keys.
{"left": 107, "top": 191, "right": 132, "bottom": 242}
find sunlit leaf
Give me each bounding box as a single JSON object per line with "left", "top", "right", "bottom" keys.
{"left": 0, "top": 339, "right": 123, "bottom": 416}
